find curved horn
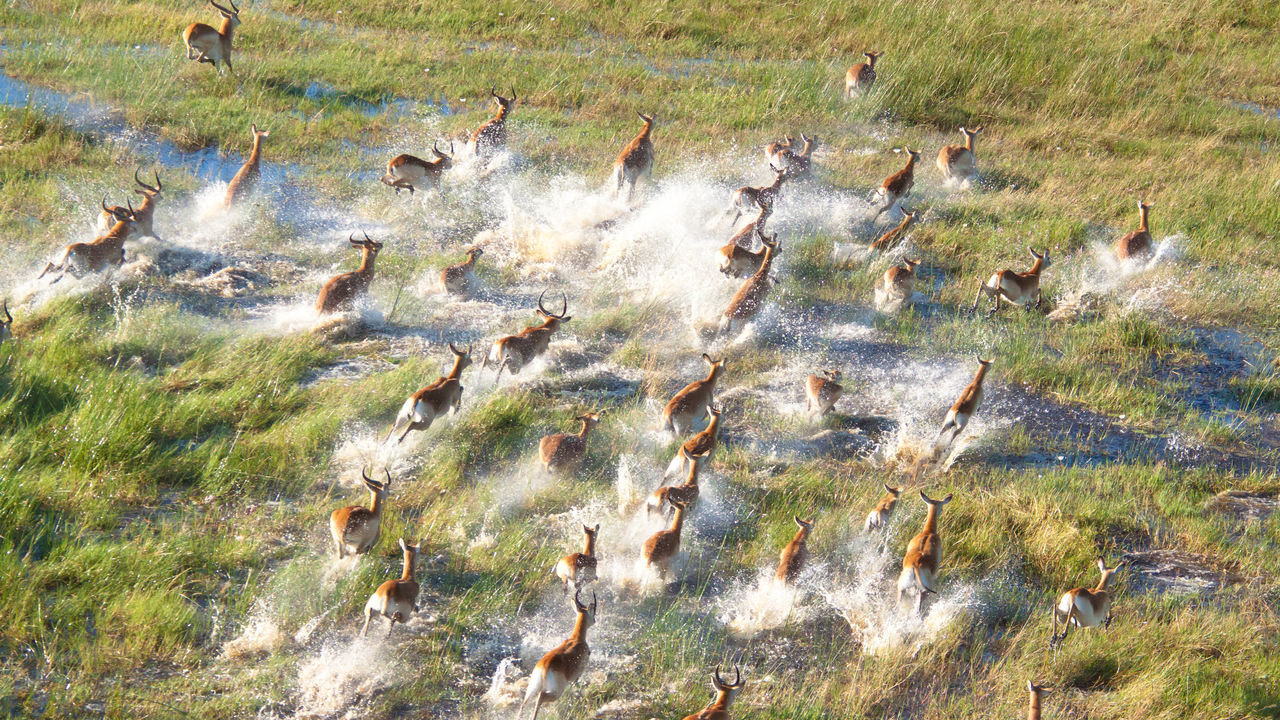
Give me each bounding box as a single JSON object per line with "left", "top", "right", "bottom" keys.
{"left": 557, "top": 291, "right": 568, "bottom": 318}
{"left": 713, "top": 666, "right": 727, "bottom": 690}
{"left": 490, "top": 86, "right": 499, "bottom": 99}
{"left": 383, "top": 468, "right": 392, "bottom": 486}
{"left": 126, "top": 198, "right": 135, "bottom": 216}
{"left": 349, "top": 232, "right": 361, "bottom": 245}
{"left": 209, "top": 0, "right": 232, "bottom": 13}
{"left": 448, "top": 140, "right": 455, "bottom": 155}
{"left": 361, "top": 466, "right": 373, "bottom": 485}
{"left": 363, "top": 231, "right": 373, "bottom": 243}
{"left": 101, "top": 197, "right": 111, "bottom": 213}
{"left": 509, "top": 87, "right": 516, "bottom": 102}
{"left": 433, "top": 140, "right": 441, "bottom": 155}
{"left": 572, "top": 586, "right": 587, "bottom": 613}
{"left": 3, "top": 299, "right": 11, "bottom": 324}
{"left": 536, "top": 289, "right": 549, "bottom": 315}
{"left": 134, "top": 167, "right": 160, "bottom": 193}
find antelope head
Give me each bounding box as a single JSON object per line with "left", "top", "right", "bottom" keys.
{"left": 700, "top": 353, "right": 727, "bottom": 380}
{"left": 536, "top": 290, "right": 572, "bottom": 326}
{"left": 711, "top": 665, "right": 745, "bottom": 706}
{"left": 447, "top": 341, "right": 473, "bottom": 371}
{"left": 490, "top": 87, "right": 517, "bottom": 116}
{"left": 432, "top": 140, "right": 455, "bottom": 169}
{"left": 822, "top": 369, "right": 842, "bottom": 382}
{"left": 572, "top": 586, "right": 597, "bottom": 628}
{"left": 102, "top": 197, "right": 138, "bottom": 227}
{"left": 133, "top": 168, "right": 163, "bottom": 201}
{"left": 350, "top": 231, "right": 384, "bottom": 255}
{"left": 209, "top": 0, "right": 240, "bottom": 30}
{"left": 1096, "top": 559, "right": 1124, "bottom": 590}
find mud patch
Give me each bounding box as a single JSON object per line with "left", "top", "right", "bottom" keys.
{"left": 1204, "top": 490, "right": 1278, "bottom": 521}
{"left": 1120, "top": 549, "right": 1243, "bottom": 597}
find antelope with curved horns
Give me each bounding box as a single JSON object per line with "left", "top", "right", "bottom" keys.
{"left": 727, "top": 165, "right": 787, "bottom": 225}
{"left": 1051, "top": 559, "right": 1124, "bottom": 648}
{"left": 1115, "top": 200, "right": 1155, "bottom": 261}
{"left": 845, "top": 51, "right": 882, "bottom": 97}
{"left": 648, "top": 447, "right": 709, "bottom": 518}
{"left": 681, "top": 666, "right": 745, "bottom": 720}
{"left": 776, "top": 516, "right": 814, "bottom": 586}
{"left": 554, "top": 524, "right": 599, "bottom": 593}
{"left": 864, "top": 484, "right": 902, "bottom": 532}
{"left": 329, "top": 467, "right": 391, "bottom": 559}
{"left": 539, "top": 411, "right": 602, "bottom": 475}
{"left": 931, "top": 355, "right": 993, "bottom": 458}
{"left": 387, "top": 343, "right": 472, "bottom": 443}
{"left": 469, "top": 87, "right": 516, "bottom": 158}
{"left": 764, "top": 136, "right": 795, "bottom": 166}
{"left": 361, "top": 537, "right": 421, "bottom": 637}
{"left": 972, "top": 247, "right": 1050, "bottom": 315}
{"left": 937, "top": 126, "right": 981, "bottom": 184}
{"left": 382, "top": 140, "right": 454, "bottom": 196}
{"left": 0, "top": 300, "right": 13, "bottom": 347}
{"left": 873, "top": 148, "right": 919, "bottom": 220}
{"left": 806, "top": 369, "right": 843, "bottom": 416}
{"left": 1026, "top": 681, "right": 1052, "bottom": 720}
{"left": 897, "top": 490, "right": 953, "bottom": 613}
{"left": 668, "top": 404, "right": 722, "bottom": 477}
{"left": 316, "top": 232, "right": 383, "bottom": 315}
{"left": 183, "top": 0, "right": 240, "bottom": 77}
{"left": 778, "top": 134, "right": 818, "bottom": 178}
{"left": 99, "top": 168, "right": 163, "bottom": 241}
{"left": 719, "top": 233, "right": 780, "bottom": 336}
{"left": 718, "top": 210, "right": 775, "bottom": 280}
{"left": 440, "top": 246, "right": 483, "bottom": 295}
{"left": 517, "top": 588, "right": 596, "bottom": 720}
{"left": 869, "top": 207, "right": 916, "bottom": 253}
{"left": 38, "top": 199, "right": 137, "bottom": 283}
{"left": 879, "top": 258, "right": 920, "bottom": 308}
{"left": 612, "top": 112, "right": 656, "bottom": 201}
{"left": 223, "top": 123, "right": 269, "bottom": 209}
{"left": 643, "top": 497, "right": 688, "bottom": 582}
{"left": 663, "top": 353, "right": 727, "bottom": 435}
{"left": 482, "top": 290, "right": 571, "bottom": 382}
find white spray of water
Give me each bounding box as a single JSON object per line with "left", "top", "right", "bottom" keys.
{"left": 293, "top": 638, "right": 391, "bottom": 719}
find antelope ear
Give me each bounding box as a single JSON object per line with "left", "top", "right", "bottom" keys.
{"left": 399, "top": 537, "right": 408, "bottom": 552}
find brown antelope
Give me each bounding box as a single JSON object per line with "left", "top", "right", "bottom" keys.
{"left": 931, "top": 355, "right": 993, "bottom": 456}
{"left": 728, "top": 165, "right": 786, "bottom": 224}
{"left": 869, "top": 208, "right": 916, "bottom": 253}
{"left": 386, "top": 343, "right": 471, "bottom": 443}
{"left": 224, "top": 123, "right": 269, "bottom": 209}
{"left": 643, "top": 497, "right": 688, "bottom": 582}
{"left": 361, "top": 538, "right": 421, "bottom": 637}
{"left": 897, "top": 490, "right": 953, "bottom": 613}
{"left": 670, "top": 404, "right": 722, "bottom": 476}
{"left": 183, "top": 0, "right": 240, "bottom": 76}
{"left": 778, "top": 134, "right": 818, "bottom": 178}
{"left": 864, "top": 484, "right": 902, "bottom": 532}
{"left": 880, "top": 258, "right": 920, "bottom": 306}
{"left": 663, "top": 353, "right": 727, "bottom": 435}
{"left": 775, "top": 517, "right": 814, "bottom": 585}
{"left": 38, "top": 199, "right": 137, "bottom": 283}
{"left": 764, "top": 136, "right": 795, "bottom": 166}
{"left": 99, "top": 169, "right": 163, "bottom": 240}
{"left": 1051, "top": 559, "right": 1124, "bottom": 648}
{"left": 1115, "top": 200, "right": 1155, "bottom": 261}
{"left": 719, "top": 234, "right": 780, "bottom": 335}
{"left": 482, "top": 291, "right": 571, "bottom": 382}
{"left": 806, "top": 369, "right": 843, "bottom": 416}
{"left": 440, "top": 246, "right": 483, "bottom": 294}
{"left": 718, "top": 212, "right": 775, "bottom": 279}
{"left": 648, "top": 448, "right": 708, "bottom": 517}
{"left": 0, "top": 300, "right": 13, "bottom": 347}
{"left": 972, "top": 247, "right": 1050, "bottom": 314}
{"left": 1026, "top": 681, "right": 1051, "bottom": 720}
{"left": 316, "top": 232, "right": 383, "bottom": 315}
{"left": 937, "top": 127, "right": 981, "bottom": 183}
{"left": 681, "top": 666, "right": 745, "bottom": 720}
{"left": 613, "top": 112, "right": 656, "bottom": 201}
{"left": 517, "top": 588, "right": 596, "bottom": 720}
{"left": 382, "top": 140, "right": 454, "bottom": 195}
{"left": 469, "top": 87, "right": 516, "bottom": 158}
{"left": 554, "top": 524, "right": 599, "bottom": 593}
{"left": 539, "top": 412, "right": 602, "bottom": 475}
{"left": 330, "top": 468, "right": 391, "bottom": 559}
{"left": 873, "top": 148, "right": 919, "bottom": 220}
{"left": 845, "top": 51, "right": 882, "bottom": 97}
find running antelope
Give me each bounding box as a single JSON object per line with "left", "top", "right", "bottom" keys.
{"left": 223, "top": 123, "right": 269, "bottom": 209}
{"left": 897, "top": 490, "right": 953, "bottom": 613}
{"left": 668, "top": 404, "right": 721, "bottom": 476}
{"left": 643, "top": 497, "right": 688, "bottom": 582}
{"left": 937, "top": 127, "right": 981, "bottom": 184}
{"left": 663, "top": 353, "right": 727, "bottom": 435}
{"left": 386, "top": 343, "right": 471, "bottom": 443}
{"left": 469, "top": 87, "right": 516, "bottom": 158}
{"left": 648, "top": 448, "right": 708, "bottom": 518}
{"left": 1026, "top": 681, "right": 1051, "bottom": 720}
{"left": 183, "top": 0, "right": 240, "bottom": 76}
{"left": 873, "top": 148, "right": 919, "bottom": 220}
{"left": 613, "top": 112, "right": 656, "bottom": 201}
{"left": 38, "top": 199, "right": 137, "bottom": 283}
{"left": 719, "top": 234, "right": 780, "bottom": 335}
{"left": 0, "top": 300, "right": 12, "bottom": 347}
{"left": 845, "top": 51, "right": 882, "bottom": 96}
{"left": 806, "top": 369, "right": 843, "bottom": 416}
{"left": 778, "top": 134, "right": 818, "bottom": 178}
{"left": 864, "top": 484, "right": 902, "bottom": 532}
{"left": 765, "top": 136, "right": 795, "bottom": 166}
{"left": 361, "top": 538, "right": 420, "bottom": 637}
{"left": 719, "top": 214, "right": 775, "bottom": 280}
{"left": 440, "top": 246, "right": 483, "bottom": 294}
{"left": 728, "top": 165, "right": 786, "bottom": 225}
{"left": 482, "top": 291, "right": 571, "bottom": 381}
{"left": 879, "top": 258, "right": 920, "bottom": 307}
{"left": 932, "top": 355, "right": 992, "bottom": 457}
{"left": 776, "top": 517, "right": 814, "bottom": 585}
{"left": 1115, "top": 200, "right": 1155, "bottom": 261}
{"left": 972, "top": 247, "right": 1050, "bottom": 315}
{"left": 99, "top": 169, "right": 163, "bottom": 241}
{"left": 382, "top": 141, "right": 454, "bottom": 195}
{"left": 869, "top": 208, "right": 916, "bottom": 253}
{"left": 517, "top": 589, "right": 596, "bottom": 720}
{"left": 1051, "top": 559, "right": 1124, "bottom": 648}
{"left": 316, "top": 232, "right": 383, "bottom": 315}
{"left": 539, "top": 411, "right": 602, "bottom": 475}
{"left": 681, "top": 666, "right": 745, "bottom": 720}
{"left": 330, "top": 468, "right": 391, "bottom": 559}
{"left": 554, "top": 524, "right": 599, "bottom": 593}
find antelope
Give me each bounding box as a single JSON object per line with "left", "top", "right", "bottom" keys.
{"left": 440, "top": 246, "right": 483, "bottom": 294}
{"left": 1026, "top": 681, "right": 1051, "bottom": 720}
{"left": 316, "top": 232, "right": 383, "bottom": 315}
{"left": 361, "top": 538, "right": 421, "bottom": 637}
{"left": 183, "top": 0, "right": 240, "bottom": 76}
{"left": 681, "top": 666, "right": 745, "bottom": 720}
{"left": 643, "top": 497, "right": 688, "bottom": 582}
{"left": 613, "top": 112, "right": 656, "bottom": 201}
{"left": 1115, "top": 200, "right": 1155, "bottom": 261}
{"left": 778, "top": 134, "right": 818, "bottom": 178}
{"left": 382, "top": 140, "right": 454, "bottom": 195}
{"left": 0, "top": 300, "right": 12, "bottom": 347}
{"left": 648, "top": 448, "right": 708, "bottom": 518}
{"left": 880, "top": 258, "right": 920, "bottom": 306}
{"left": 554, "top": 524, "right": 599, "bottom": 593}
{"left": 845, "top": 51, "right": 882, "bottom": 97}
{"left": 873, "top": 148, "right": 919, "bottom": 220}
{"left": 864, "top": 484, "right": 902, "bottom": 532}
{"left": 517, "top": 588, "right": 596, "bottom": 720}
{"left": 38, "top": 199, "right": 137, "bottom": 283}
{"left": 897, "top": 490, "right": 953, "bottom": 613}
{"left": 669, "top": 404, "right": 722, "bottom": 476}
{"left": 937, "top": 126, "right": 981, "bottom": 184}
{"left": 99, "top": 169, "right": 163, "bottom": 241}
{"left": 330, "top": 468, "right": 391, "bottom": 559}
{"left": 482, "top": 291, "right": 571, "bottom": 381}
{"left": 539, "top": 412, "right": 602, "bottom": 475}
{"left": 806, "top": 369, "right": 843, "bottom": 416}
{"left": 719, "top": 234, "right": 780, "bottom": 336}
{"left": 469, "top": 87, "right": 516, "bottom": 158}
{"left": 869, "top": 208, "right": 916, "bottom": 253}
{"left": 728, "top": 165, "right": 786, "bottom": 224}
{"left": 1051, "top": 559, "right": 1124, "bottom": 648}
{"left": 223, "top": 123, "right": 269, "bottom": 209}
{"left": 775, "top": 517, "right": 814, "bottom": 585}
{"left": 663, "top": 353, "right": 727, "bottom": 435}
{"left": 932, "top": 355, "right": 993, "bottom": 457}
{"left": 764, "top": 136, "right": 795, "bottom": 166}
{"left": 718, "top": 212, "right": 775, "bottom": 280}
{"left": 386, "top": 343, "right": 471, "bottom": 443}
{"left": 972, "top": 247, "right": 1050, "bottom": 315}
